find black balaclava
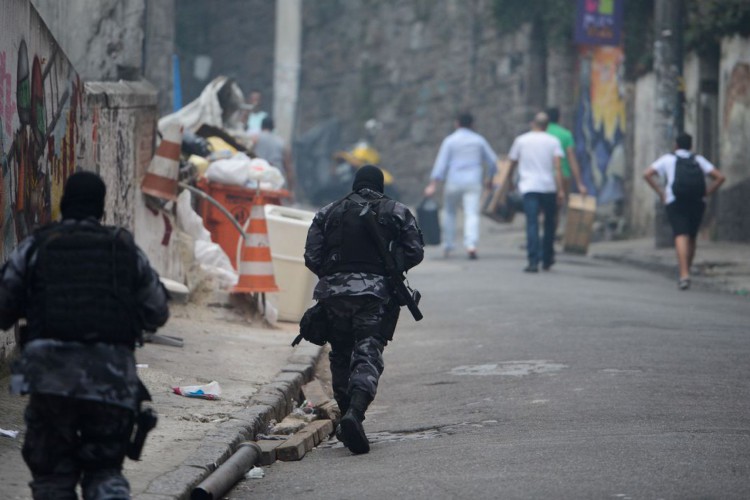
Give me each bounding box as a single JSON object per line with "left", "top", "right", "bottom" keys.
{"left": 352, "top": 164, "right": 384, "bottom": 194}
{"left": 60, "top": 171, "right": 106, "bottom": 220}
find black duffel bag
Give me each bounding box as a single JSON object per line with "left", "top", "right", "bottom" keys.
{"left": 417, "top": 197, "right": 441, "bottom": 246}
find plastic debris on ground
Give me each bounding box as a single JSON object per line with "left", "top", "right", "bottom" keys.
{"left": 258, "top": 293, "right": 278, "bottom": 326}
{"left": 0, "top": 428, "right": 20, "bottom": 439}
{"left": 294, "top": 400, "right": 315, "bottom": 416}
{"left": 172, "top": 381, "right": 222, "bottom": 400}
{"left": 245, "top": 467, "right": 265, "bottom": 479}
{"left": 289, "top": 400, "right": 317, "bottom": 423}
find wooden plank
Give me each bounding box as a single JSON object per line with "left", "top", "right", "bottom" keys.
{"left": 309, "top": 419, "right": 334, "bottom": 442}
{"left": 256, "top": 440, "right": 283, "bottom": 466}
{"left": 275, "top": 434, "right": 308, "bottom": 461}
{"left": 299, "top": 428, "right": 317, "bottom": 451}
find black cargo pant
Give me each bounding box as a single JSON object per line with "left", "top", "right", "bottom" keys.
{"left": 322, "top": 295, "right": 400, "bottom": 414}
{"left": 22, "top": 393, "right": 134, "bottom": 500}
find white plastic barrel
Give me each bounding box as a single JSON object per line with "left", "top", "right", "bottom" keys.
{"left": 263, "top": 205, "right": 318, "bottom": 323}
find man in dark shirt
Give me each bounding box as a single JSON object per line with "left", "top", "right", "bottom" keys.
{"left": 0, "top": 171, "right": 170, "bottom": 499}
{"left": 304, "top": 165, "right": 424, "bottom": 454}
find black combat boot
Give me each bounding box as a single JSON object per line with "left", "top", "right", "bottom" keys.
{"left": 334, "top": 396, "right": 349, "bottom": 442}
{"left": 339, "top": 390, "right": 370, "bottom": 454}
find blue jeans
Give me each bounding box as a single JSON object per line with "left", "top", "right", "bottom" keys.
{"left": 523, "top": 192, "right": 557, "bottom": 267}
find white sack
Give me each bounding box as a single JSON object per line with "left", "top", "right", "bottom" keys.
{"left": 175, "top": 190, "right": 239, "bottom": 288}
{"left": 205, "top": 152, "right": 253, "bottom": 186}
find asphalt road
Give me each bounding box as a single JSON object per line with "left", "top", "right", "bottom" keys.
{"left": 230, "top": 224, "right": 750, "bottom": 499}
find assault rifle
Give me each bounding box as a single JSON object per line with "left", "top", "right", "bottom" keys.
{"left": 352, "top": 195, "right": 423, "bottom": 321}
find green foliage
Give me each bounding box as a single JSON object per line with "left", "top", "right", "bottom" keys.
{"left": 623, "top": 0, "right": 654, "bottom": 80}
{"left": 686, "top": 0, "right": 750, "bottom": 55}
{"left": 491, "top": 0, "right": 575, "bottom": 43}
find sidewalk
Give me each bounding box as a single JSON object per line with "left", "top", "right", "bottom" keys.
{"left": 488, "top": 216, "right": 750, "bottom": 296}
{"left": 589, "top": 237, "right": 750, "bottom": 296}
{"left": 0, "top": 297, "right": 322, "bottom": 500}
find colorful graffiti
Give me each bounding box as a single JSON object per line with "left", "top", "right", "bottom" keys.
{"left": 0, "top": 4, "right": 84, "bottom": 260}
{"left": 574, "top": 45, "right": 626, "bottom": 206}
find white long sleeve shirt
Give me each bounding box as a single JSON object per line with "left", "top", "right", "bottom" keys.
{"left": 430, "top": 128, "right": 498, "bottom": 186}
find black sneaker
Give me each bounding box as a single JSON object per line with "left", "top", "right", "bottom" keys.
{"left": 523, "top": 265, "right": 539, "bottom": 273}
{"left": 542, "top": 261, "right": 554, "bottom": 271}
{"left": 339, "top": 411, "right": 370, "bottom": 454}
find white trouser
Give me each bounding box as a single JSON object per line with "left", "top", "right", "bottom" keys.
{"left": 442, "top": 183, "right": 481, "bottom": 251}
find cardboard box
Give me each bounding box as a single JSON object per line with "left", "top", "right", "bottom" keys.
{"left": 563, "top": 194, "right": 597, "bottom": 254}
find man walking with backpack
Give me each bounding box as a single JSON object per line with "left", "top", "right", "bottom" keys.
{"left": 643, "top": 133, "right": 725, "bottom": 290}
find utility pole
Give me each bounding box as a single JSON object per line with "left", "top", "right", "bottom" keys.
{"left": 273, "top": 0, "right": 302, "bottom": 147}
{"left": 652, "top": 0, "right": 684, "bottom": 248}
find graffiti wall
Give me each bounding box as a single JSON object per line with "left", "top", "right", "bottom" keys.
{"left": 0, "top": 0, "right": 84, "bottom": 260}
{"left": 0, "top": 0, "right": 87, "bottom": 368}
{"left": 574, "top": 46, "right": 627, "bottom": 208}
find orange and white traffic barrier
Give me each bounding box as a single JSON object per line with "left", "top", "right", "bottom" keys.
{"left": 232, "top": 194, "right": 279, "bottom": 294}
{"left": 141, "top": 124, "right": 182, "bottom": 201}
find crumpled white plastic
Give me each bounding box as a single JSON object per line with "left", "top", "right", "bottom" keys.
{"left": 176, "top": 191, "right": 239, "bottom": 288}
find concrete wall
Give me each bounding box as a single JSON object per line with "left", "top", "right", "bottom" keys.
{"left": 716, "top": 35, "right": 750, "bottom": 242}
{"left": 80, "top": 80, "right": 187, "bottom": 284}
{"left": 31, "top": 0, "right": 145, "bottom": 80}
{"left": 296, "top": 0, "right": 548, "bottom": 204}
{"left": 31, "top": 0, "right": 175, "bottom": 115}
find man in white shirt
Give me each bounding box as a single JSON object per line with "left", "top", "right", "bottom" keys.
{"left": 508, "top": 112, "right": 565, "bottom": 273}
{"left": 424, "top": 113, "right": 498, "bottom": 260}
{"left": 643, "top": 133, "right": 725, "bottom": 290}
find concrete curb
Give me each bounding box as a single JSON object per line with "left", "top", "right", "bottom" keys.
{"left": 134, "top": 343, "right": 323, "bottom": 500}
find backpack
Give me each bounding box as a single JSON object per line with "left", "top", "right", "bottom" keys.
{"left": 672, "top": 154, "right": 706, "bottom": 201}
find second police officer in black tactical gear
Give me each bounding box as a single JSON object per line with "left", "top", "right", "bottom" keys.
{"left": 0, "top": 171, "right": 170, "bottom": 500}
{"left": 304, "top": 165, "right": 424, "bottom": 454}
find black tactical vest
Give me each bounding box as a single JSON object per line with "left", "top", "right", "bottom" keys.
{"left": 25, "top": 222, "right": 141, "bottom": 348}
{"left": 322, "top": 193, "right": 399, "bottom": 276}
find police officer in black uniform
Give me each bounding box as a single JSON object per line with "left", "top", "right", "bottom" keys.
{"left": 304, "top": 165, "right": 424, "bottom": 454}
{"left": 0, "top": 171, "right": 170, "bottom": 499}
